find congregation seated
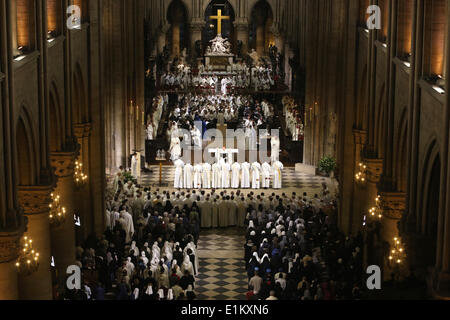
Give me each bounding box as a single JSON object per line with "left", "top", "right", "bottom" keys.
{"left": 243, "top": 191, "right": 366, "bottom": 300}
{"left": 61, "top": 175, "right": 202, "bottom": 300}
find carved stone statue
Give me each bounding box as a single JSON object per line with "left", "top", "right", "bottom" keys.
{"left": 208, "top": 34, "right": 231, "bottom": 55}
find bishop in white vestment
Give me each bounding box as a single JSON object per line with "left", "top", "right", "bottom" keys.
{"left": 231, "top": 162, "right": 241, "bottom": 189}
{"left": 272, "top": 161, "right": 284, "bottom": 189}
{"left": 174, "top": 159, "right": 184, "bottom": 189}
{"left": 184, "top": 163, "right": 194, "bottom": 189}
{"left": 241, "top": 162, "right": 251, "bottom": 189}
{"left": 251, "top": 162, "right": 261, "bottom": 189}
{"left": 202, "top": 163, "right": 212, "bottom": 189}
{"left": 261, "top": 162, "right": 272, "bottom": 189}
{"left": 193, "top": 164, "right": 203, "bottom": 189}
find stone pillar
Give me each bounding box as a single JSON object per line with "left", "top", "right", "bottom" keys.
{"left": 49, "top": 152, "right": 77, "bottom": 285}
{"left": 234, "top": 21, "right": 249, "bottom": 56}
{"left": 350, "top": 130, "right": 368, "bottom": 234}
{"left": 256, "top": 25, "right": 265, "bottom": 56}
{"left": 17, "top": 185, "right": 55, "bottom": 300}
{"left": 9, "top": 0, "right": 20, "bottom": 56}
{"left": 379, "top": 192, "right": 407, "bottom": 279}
{"left": 0, "top": 229, "right": 24, "bottom": 300}
{"left": 190, "top": 22, "right": 204, "bottom": 59}
{"left": 172, "top": 23, "right": 180, "bottom": 57}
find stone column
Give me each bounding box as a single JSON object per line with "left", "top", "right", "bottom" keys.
{"left": 0, "top": 229, "right": 24, "bottom": 300}
{"left": 350, "top": 129, "right": 368, "bottom": 234}
{"left": 17, "top": 185, "right": 55, "bottom": 300}
{"left": 379, "top": 192, "right": 407, "bottom": 279}
{"left": 190, "top": 22, "right": 204, "bottom": 59}
{"left": 9, "top": 0, "right": 20, "bottom": 56}
{"left": 172, "top": 23, "right": 180, "bottom": 57}
{"left": 234, "top": 20, "right": 249, "bottom": 56}
{"left": 256, "top": 25, "right": 265, "bottom": 56}
{"left": 49, "top": 152, "right": 77, "bottom": 285}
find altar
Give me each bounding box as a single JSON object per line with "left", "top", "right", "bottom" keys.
{"left": 209, "top": 148, "right": 239, "bottom": 164}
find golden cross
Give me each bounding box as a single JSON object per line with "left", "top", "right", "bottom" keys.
{"left": 210, "top": 9, "right": 230, "bottom": 35}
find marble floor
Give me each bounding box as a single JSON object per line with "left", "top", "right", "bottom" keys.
{"left": 194, "top": 228, "right": 249, "bottom": 300}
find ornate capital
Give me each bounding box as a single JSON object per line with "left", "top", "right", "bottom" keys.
{"left": 0, "top": 229, "right": 24, "bottom": 263}
{"left": 50, "top": 152, "right": 77, "bottom": 178}
{"left": 363, "top": 158, "right": 383, "bottom": 184}
{"left": 189, "top": 21, "right": 205, "bottom": 32}
{"left": 18, "top": 185, "right": 55, "bottom": 216}
{"left": 379, "top": 192, "right": 406, "bottom": 220}
{"left": 73, "top": 122, "right": 92, "bottom": 139}
{"left": 353, "top": 129, "right": 368, "bottom": 146}
{"left": 233, "top": 20, "right": 249, "bottom": 32}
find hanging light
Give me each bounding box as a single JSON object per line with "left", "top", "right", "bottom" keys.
{"left": 388, "top": 237, "right": 406, "bottom": 265}
{"left": 16, "top": 236, "right": 39, "bottom": 275}
{"left": 355, "top": 162, "right": 367, "bottom": 184}
{"left": 49, "top": 193, "right": 67, "bottom": 227}
{"left": 74, "top": 160, "right": 88, "bottom": 188}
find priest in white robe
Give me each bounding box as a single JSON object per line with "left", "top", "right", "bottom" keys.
{"left": 251, "top": 162, "right": 262, "bottom": 189}
{"left": 202, "top": 162, "right": 212, "bottom": 189}
{"left": 271, "top": 136, "right": 280, "bottom": 163}
{"left": 200, "top": 198, "right": 212, "bottom": 228}
{"left": 261, "top": 162, "right": 272, "bottom": 189}
{"left": 231, "top": 162, "right": 241, "bottom": 189}
{"left": 241, "top": 162, "right": 251, "bottom": 189}
{"left": 237, "top": 198, "right": 247, "bottom": 227}
{"left": 272, "top": 161, "right": 284, "bottom": 189}
{"left": 193, "top": 163, "right": 203, "bottom": 189}
{"left": 212, "top": 162, "right": 222, "bottom": 189}
{"left": 221, "top": 160, "right": 231, "bottom": 189}
{"left": 227, "top": 198, "right": 238, "bottom": 226}
{"left": 184, "top": 163, "right": 194, "bottom": 189}
{"left": 131, "top": 153, "right": 138, "bottom": 178}
{"left": 218, "top": 197, "right": 229, "bottom": 227}
{"left": 174, "top": 159, "right": 184, "bottom": 189}
{"left": 170, "top": 138, "right": 182, "bottom": 162}
{"left": 211, "top": 199, "right": 219, "bottom": 228}
{"left": 119, "top": 209, "right": 134, "bottom": 243}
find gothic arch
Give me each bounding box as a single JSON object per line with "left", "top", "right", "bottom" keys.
{"left": 417, "top": 138, "right": 441, "bottom": 267}
{"left": 394, "top": 108, "right": 408, "bottom": 191}
{"left": 417, "top": 138, "right": 440, "bottom": 232}
{"left": 356, "top": 64, "right": 368, "bottom": 129}
{"left": 249, "top": 0, "right": 274, "bottom": 16}
{"left": 16, "top": 106, "right": 38, "bottom": 186}
{"left": 202, "top": 0, "right": 237, "bottom": 18}
{"left": 72, "top": 63, "right": 88, "bottom": 124}
{"left": 375, "top": 84, "right": 386, "bottom": 157}
{"left": 48, "top": 81, "right": 64, "bottom": 152}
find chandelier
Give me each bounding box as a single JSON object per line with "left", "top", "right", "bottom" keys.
{"left": 363, "top": 195, "right": 383, "bottom": 227}
{"left": 355, "top": 162, "right": 367, "bottom": 183}
{"left": 74, "top": 160, "right": 88, "bottom": 188}
{"left": 49, "top": 193, "right": 67, "bottom": 226}
{"left": 16, "top": 236, "right": 39, "bottom": 275}
{"left": 388, "top": 237, "right": 406, "bottom": 265}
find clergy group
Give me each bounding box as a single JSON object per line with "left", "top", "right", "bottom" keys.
{"left": 173, "top": 159, "right": 284, "bottom": 190}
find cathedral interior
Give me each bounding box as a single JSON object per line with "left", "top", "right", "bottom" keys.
{"left": 0, "top": 0, "right": 449, "bottom": 301}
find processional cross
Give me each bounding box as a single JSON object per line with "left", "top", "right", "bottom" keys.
{"left": 210, "top": 9, "right": 230, "bottom": 35}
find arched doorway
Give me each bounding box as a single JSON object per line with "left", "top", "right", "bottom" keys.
{"left": 167, "top": 0, "right": 188, "bottom": 58}
{"left": 203, "top": 0, "right": 236, "bottom": 54}
{"left": 250, "top": 0, "right": 274, "bottom": 56}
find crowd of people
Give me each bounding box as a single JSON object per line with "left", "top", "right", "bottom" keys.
{"left": 146, "top": 94, "right": 168, "bottom": 141}
{"left": 159, "top": 61, "right": 277, "bottom": 92}
{"left": 243, "top": 188, "right": 366, "bottom": 300}
{"left": 62, "top": 170, "right": 205, "bottom": 300}
{"left": 166, "top": 94, "right": 276, "bottom": 159}
{"left": 173, "top": 159, "right": 284, "bottom": 190}
{"left": 283, "top": 96, "right": 304, "bottom": 142}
